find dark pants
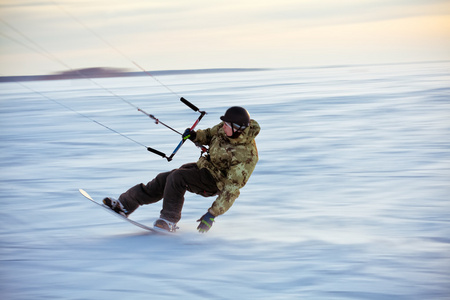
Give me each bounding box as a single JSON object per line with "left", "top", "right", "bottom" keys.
{"left": 118, "top": 163, "right": 218, "bottom": 223}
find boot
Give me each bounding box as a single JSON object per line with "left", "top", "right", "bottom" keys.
{"left": 103, "top": 197, "right": 129, "bottom": 217}
{"left": 153, "top": 218, "right": 178, "bottom": 232}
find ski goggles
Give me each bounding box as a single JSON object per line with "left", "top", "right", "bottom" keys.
{"left": 224, "top": 121, "right": 247, "bottom": 131}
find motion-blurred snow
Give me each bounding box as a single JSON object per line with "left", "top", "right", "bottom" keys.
{"left": 1, "top": 62, "right": 449, "bottom": 299}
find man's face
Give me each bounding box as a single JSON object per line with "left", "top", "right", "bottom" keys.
{"left": 223, "top": 122, "right": 234, "bottom": 137}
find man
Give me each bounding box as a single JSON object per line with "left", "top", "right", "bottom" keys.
{"left": 103, "top": 106, "right": 260, "bottom": 233}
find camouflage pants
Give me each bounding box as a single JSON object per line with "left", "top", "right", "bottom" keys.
{"left": 118, "top": 163, "right": 218, "bottom": 223}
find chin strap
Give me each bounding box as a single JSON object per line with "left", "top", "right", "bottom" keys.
{"left": 229, "top": 122, "right": 248, "bottom": 138}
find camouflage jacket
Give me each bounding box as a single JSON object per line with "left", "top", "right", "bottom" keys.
{"left": 194, "top": 119, "right": 260, "bottom": 216}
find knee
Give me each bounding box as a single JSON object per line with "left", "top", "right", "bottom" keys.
{"left": 167, "top": 169, "right": 185, "bottom": 184}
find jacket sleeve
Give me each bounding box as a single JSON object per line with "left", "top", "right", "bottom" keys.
{"left": 194, "top": 124, "right": 220, "bottom": 146}
{"left": 208, "top": 161, "right": 251, "bottom": 216}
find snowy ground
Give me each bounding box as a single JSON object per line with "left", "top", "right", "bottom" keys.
{"left": 1, "top": 62, "right": 449, "bottom": 299}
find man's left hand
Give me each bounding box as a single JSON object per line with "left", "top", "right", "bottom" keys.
{"left": 197, "top": 211, "right": 215, "bottom": 233}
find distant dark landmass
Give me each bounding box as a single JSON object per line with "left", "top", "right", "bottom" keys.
{"left": 0, "top": 67, "right": 268, "bottom": 82}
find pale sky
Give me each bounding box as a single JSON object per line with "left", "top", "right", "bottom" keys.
{"left": 0, "top": 0, "right": 449, "bottom": 76}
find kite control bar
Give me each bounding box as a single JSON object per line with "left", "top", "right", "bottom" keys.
{"left": 147, "top": 97, "right": 206, "bottom": 161}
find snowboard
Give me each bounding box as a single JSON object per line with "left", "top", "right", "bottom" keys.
{"left": 79, "top": 189, "right": 172, "bottom": 235}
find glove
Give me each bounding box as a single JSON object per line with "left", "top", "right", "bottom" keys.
{"left": 197, "top": 211, "right": 215, "bottom": 233}
{"left": 182, "top": 128, "right": 196, "bottom": 141}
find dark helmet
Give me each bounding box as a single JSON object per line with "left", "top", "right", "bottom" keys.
{"left": 220, "top": 106, "right": 250, "bottom": 128}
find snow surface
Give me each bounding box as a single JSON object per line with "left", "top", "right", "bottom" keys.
{"left": 1, "top": 62, "right": 449, "bottom": 299}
